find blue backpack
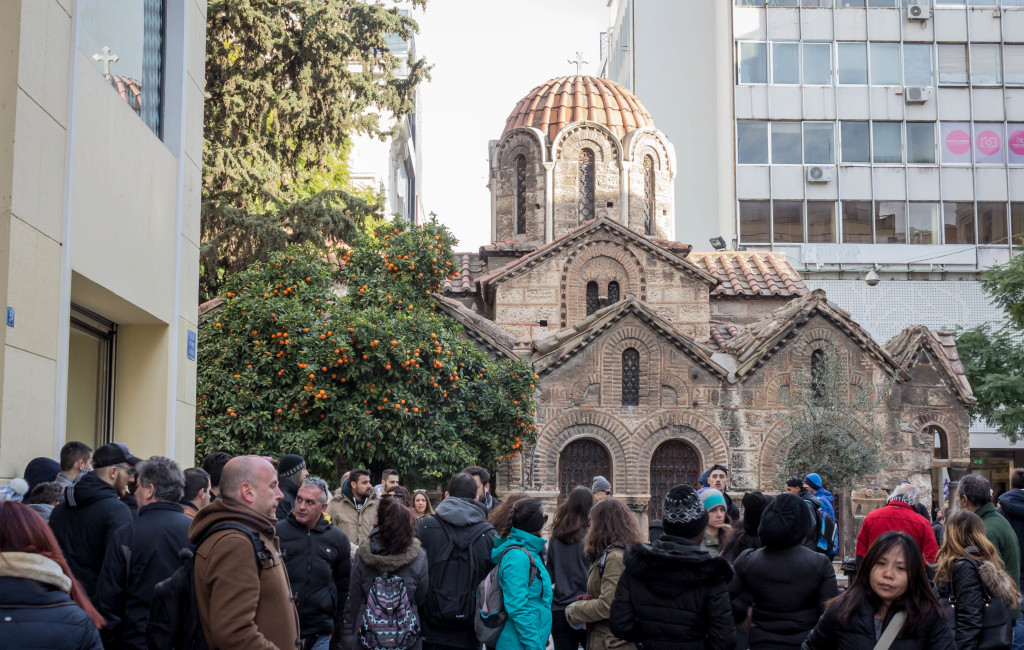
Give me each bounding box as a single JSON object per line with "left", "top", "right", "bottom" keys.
{"left": 358, "top": 572, "right": 420, "bottom": 650}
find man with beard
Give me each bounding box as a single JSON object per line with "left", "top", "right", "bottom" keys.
{"left": 326, "top": 469, "right": 379, "bottom": 547}
{"left": 49, "top": 442, "right": 140, "bottom": 598}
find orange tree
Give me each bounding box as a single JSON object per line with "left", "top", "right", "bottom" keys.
{"left": 196, "top": 221, "right": 537, "bottom": 482}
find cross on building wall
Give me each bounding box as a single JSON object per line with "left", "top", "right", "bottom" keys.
{"left": 568, "top": 51, "right": 590, "bottom": 76}
{"left": 93, "top": 45, "right": 119, "bottom": 75}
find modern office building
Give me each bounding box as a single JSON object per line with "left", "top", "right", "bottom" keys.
{"left": 599, "top": 0, "right": 1024, "bottom": 491}
{"left": 0, "top": 0, "right": 205, "bottom": 480}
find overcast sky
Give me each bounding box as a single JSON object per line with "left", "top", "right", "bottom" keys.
{"left": 415, "top": 0, "right": 608, "bottom": 251}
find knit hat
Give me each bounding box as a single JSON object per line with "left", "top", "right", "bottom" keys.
{"left": 592, "top": 475, "right": 611, "bottom": 493}
{"left": 24, "top": 458, "right": 60, "bottom": 493}
{"left": 759, "top": 493, "right": 812, "bottom": 549}
{"left": 663, "top": 484, "right": 708, "bottom": 539}
{"left": 740, "top": 492, "right": 771, "bottom": 536}
{"left": 698, "top": 487, "right": 726, "bottom": 512}
{"left": 804, "top": 473, "right": 823, "bottom": 490}
{"left": 278, "top": 454, "right": 306, "bottom": 481}
{"left": 785, "top": 477, "right": 804, "bottom": 489}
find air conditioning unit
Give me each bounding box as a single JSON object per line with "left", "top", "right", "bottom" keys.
{"left": 904, "top": 85, "right": 933, "bottom": 103}
{"left": 806, "top": 165, "right": 834, "bottom": 183}
{"left": 906, "top": 0, "right": 931, "bottom": 20}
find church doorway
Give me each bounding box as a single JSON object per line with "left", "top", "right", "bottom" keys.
{"left": 558, "top": 437, "right": 610, "bottom": 499}
{"left": 649, "top": 440, "right": 701, "bottom": 521}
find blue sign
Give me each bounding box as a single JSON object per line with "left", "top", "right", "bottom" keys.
{"left": 187, "top": 329, "right": 197, "bottom": 361}
{"left": 6, "top": 307, "right": 13, "bottom": 327}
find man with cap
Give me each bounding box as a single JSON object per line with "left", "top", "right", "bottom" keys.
{"left": 49, "top": 442, "right": 140, "bottom": 597}
{"left": 592, "top": 475, "right": 612, "bottom": 502}
{"left": 803, "top": 473, "right": 835, "bottom": 524}
{"left": 276, "top": 453, "right": 308, "bottom": 520}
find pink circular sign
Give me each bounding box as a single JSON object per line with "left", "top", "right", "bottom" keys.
{"left": 1010, "top": 130, "right": 1024, "bottom": 156}
{"left": 976, "top": 130, "right": 1002, "bottom": 156}
{"left": 946, "top": 130, "right": 971, "bottom": 155}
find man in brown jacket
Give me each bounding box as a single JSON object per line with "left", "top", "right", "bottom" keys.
{"left": 190, "top": 456, "right": 300, "bottom": 650}
{"left": 325, "top": 468, "right": 378, "bottom": 547}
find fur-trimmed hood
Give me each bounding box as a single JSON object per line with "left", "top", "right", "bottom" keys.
{"left": 978, "top": 559, "right": 1022, "bottom": 607}
{"left": 0, "top": 552, "right": 72, "bottom": 593}
{"left": 623, "top": 534, "right": 733, "bottom": 598}
{"left": 357, "top": 534, "right": 422, "bottom": 572}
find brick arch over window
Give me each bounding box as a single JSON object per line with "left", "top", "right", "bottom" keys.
{"left": 566, "top": 371, "right": 602, "bottom": 407}
{"left": 635, "top": 420, "right": 724, "bottom": 497}
{"left": 558, "top": 437, "right": 611, "bottom": 498}
{"left": 561, "top": 241, "right": 646, "bottom": 326}
{"left": 536, "top": 410, "right": 632, "bottom": 493}
{"left": 600, "top": 328, "right": 661, "bottom": 407}
{"left": 493, "top": 128, "right": 546, "bottom": 242}
{"left": 659, "top": 373, "right": 693, "bottom": 408}
{"left": 907, "top": 411, "right": 970, "bottom": 461}
{"left": 759, "top": 419, "right": 798, "bottom": 490}
{"left": 552, "top": 122, "right": 622, "bottom": 164}
{"left": 649, "top": 439, "right": 703, "bottom": 521}
{"left": 624, "top": 128, "right": 674, "bottom": 177}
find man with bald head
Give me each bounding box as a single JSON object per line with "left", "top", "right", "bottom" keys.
{"left": 189, "top": 456, "right": 300, "bottom": 650}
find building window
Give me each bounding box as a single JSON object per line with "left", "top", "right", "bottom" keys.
{"left": 1007, "top": 46, "right": 1024, "bottom": 86}
{"left": 903, "top": 44, "right": 934, "bottom": 86}
{"left": 772, "top": 123, "right": 803, "bottom": 164}
{"left": 622, "top": 348, "right": 640, "bottom": 407}
{"left": 772, "top": 42, "right": 800, "bottom": 84}
{"left": 909, "top": 203, "right": 940, "bottom": 244}
{"left": 941, "top": 122, "right": 973, "bottom": 163}
{"left": 740, "top": 201, "right": 771, "bottom": 242}
{"left": 906, "top": 123, "right": 936, "bottom": 164}
{"left": 643, "top": 155, "right": 655, "bottom": 235}
{"left": 875, "top": 201, "right": 907, "bottom": 243}
{"left": 872, "top": 122, "right": 903, "bottom": 163}
{"left": 578, "top": 148, "right": 596, "bottom": 223}
{"left": 842, "top": 201, "right": 873, "bottom": 243}
{"left": 975, "top": 123, "right": 1005, "bottom": 164}
{"left": 807, "top": 201, "right": 836, "bottom": 243}
{"left": 972, "top": 44, "right": 1003, "bottom": 86}
{"left": 838, "top": 42, "right": 868, "bottom": 84}
{"left": 804, "top": 122, "right": 835, "bottom": 164}
{"left": 978, "top": 202, "right": 1008, "bottom": 244}
{"left": 841, "top": 122, "right": 871, "bottom": 163}
{"left": 870, "top": 43, "right": 901, "bottom": 86}
{"left": 739, "top": 42, "right": 768, "bottom": 84}
{"left": 514, "top": 155, "right": 528, "bottom": 235}
{"left": 1012, "top": 124, "right": 1024, "bottom": 164}
{"left": 586, "top": 281, "right": 599, "bottom": 316}
{"left": 942, "top": 203, "right": 976, "bottom": 244}
{"left": 938, "top": 44, "right": 968, "bottom": 85}
{"left": 608, "top": 281, "right": 620, "bottom": 304}
{"left": 1012, "top": 203, "right": 1024, "bottom": 246}
{"left": 738, "top": 121, "right": 769, "bottom": 164}
{"left": 774, "top": 201, "right": 804, "bottom": 243}
{"left": 803, "top": 43, "right": 833, "bottom": 84}
{"left": 811, "top": 349, "right": 826, "bottom": 401}
{"left": 67, "top": 306, "right": 117, "bottom": 450}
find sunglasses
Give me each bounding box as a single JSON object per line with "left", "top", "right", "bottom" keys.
{"left": 413, "top": 489, "right": 428, "bottom": 494}
{"left": 114, "top": 464, "right": 137, "bottom": 478}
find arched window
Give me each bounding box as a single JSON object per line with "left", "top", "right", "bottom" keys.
{"left": 811, "top": 349, "right": 826, "bottom": 401}
{"left": 514, "top": 155, "right": 528, "bottom": 235}
{"left": 559, "top": 438, "right": 611, "bottom": 499}
{"left": 643, "top": 155, "right": 655, "bottom": 235}
{"left": 586, "top": 281, "right": 599, "bottom": 316}
{"left": 578, "top": 148, "right": 596, "bottom": 223}
{"left": 622, "top": 348, "right": 640, "bottom": 406}
{"left": 649, "top": 440, "right": 701, "bottom": 520}
{"left": 607, "top": 281, "right": 620, "bottom": 305}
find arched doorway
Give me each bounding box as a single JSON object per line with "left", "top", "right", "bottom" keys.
{"left": 649, "top": 440, "right": 701, "bottom": 521}
{"left": 559, "top": 438, "right": 611, "bottom": 499}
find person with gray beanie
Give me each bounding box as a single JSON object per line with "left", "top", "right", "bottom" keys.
{"left": 609, "top": 485, "right": 735, "bottom": 649}
{"left": 592, "top": 475, "right": 612, "bottom": 502}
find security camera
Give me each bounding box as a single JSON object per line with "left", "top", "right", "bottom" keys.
{"left": 865, "top": 269, "right": 880, "bottom": 287}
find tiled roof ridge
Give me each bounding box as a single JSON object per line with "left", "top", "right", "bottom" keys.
{"left": 432, "top": 295, "right": 518, "bottom": 361}
{"left": 883, "top": 325, "right": 976, "bottom": 405}
{"left": 687, "top": 251, "right": 808, "bottom": 298}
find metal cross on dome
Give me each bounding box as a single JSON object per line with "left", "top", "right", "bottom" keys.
{"left": 93, "top": 46, "right": 119, "bottom": 75}
{"left": 568, "top": 51, "right": 589, "bottom": 76}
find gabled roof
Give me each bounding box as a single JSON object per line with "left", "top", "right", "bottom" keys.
{"left": 432, "top": 295, "right": 518, "bottom": 361}
{"left": 442, "top": 253, "right": 483, "bottom": 294}
{"left": 884, "top": 326, "right": 976, "bottom": 406}
{"left": 719, "top": 289, "right": 910, "bottom": 380}
{"left": 687, "top": 251, "right": 808, "bottom": 298}
{"left": 531, "top": 296, "right": 728, "bottom": 377}
{"left": 476, "top": 218, "right": 718, "bottom": 295}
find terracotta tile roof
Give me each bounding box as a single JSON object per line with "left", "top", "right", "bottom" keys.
{"left": 687, "top": 251, "right": 809, "bottom": 298}
{"left": 433, "top": 295, "right": 518, "bottom": 361}
{"left": 649, "top": 238, "right": 693, "bottom": 258}
{"left": 502, "top": 76, "right": 655, "bottom": 142}
{"left": 700, "top": 321, "right": 745, "bottom": 350}
{"left": 442, "top": 253, "right": 484, "bottom": 294}
{"left": 884, "top": 326, "right": 976, "bottom": 406}
{"left": 104, "top": 74, "right": 143, "bottom": 114}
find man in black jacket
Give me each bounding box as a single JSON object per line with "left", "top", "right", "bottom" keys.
{"left": 277, "top": 476, "right": 351, "bottom": 650}
{"left": 276, "top": 453, "right": 308, "bottom": 520}
{"left": 998, "top": 467, "right": 1024, "bottom": 649}
{"left": 417, "top": 472, "right": 496, "bottom": 650}
{"left": 49, "top": 442, "right": 139, "bottom": 597}
{"left": 95, "top": 455, "right": 192, "bottom": 650}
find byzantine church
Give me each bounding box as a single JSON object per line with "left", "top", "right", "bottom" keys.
{"left": 438, "top": 75, "right": 974, "bottom": 531}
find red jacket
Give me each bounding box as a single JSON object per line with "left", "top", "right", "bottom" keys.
{"left": 855, "top": 500, "right": 939, "bottom": 562}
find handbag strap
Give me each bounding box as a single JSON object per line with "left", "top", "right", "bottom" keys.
{"left": 873, "top": 611, "right": 907, "bottom": 650}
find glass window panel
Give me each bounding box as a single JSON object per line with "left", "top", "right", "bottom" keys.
{"left": 967, "top": 0, "right": 996, "bottom": 4}
{"left": 842, "top": 201, "right": 873, "bottom": 243}
{"left": 873, "top": 122, "right": 903, "bottom": 163}
{"left": 803, "top": 43, "right": 833, "bottom": 84}
{"left": 807, "top": 202, "right": 836, "bottom": 242}
{"left": 971, "top": 44, "right": 1002, "bottom": 85}
{"left": 941, "top": 121, "right": 973, "bottom": 163}
{"left": 903, "top": 44, "right": 934, "bottom": 86}
{"left": 841, "top": 121, "right": 871, "bottom": 162}
{"left": 1003, "top": 0, "right": 1024, "bottom": 7}
{"left": 772, "top": 123, "right": 803, "bottom": 163}
{"left": 774, "top": 201, "right": 804, "bottom": 243}
{"left": 975, "top": 123, "right": 1005, "bottom": 164}
{"left": 838, "top": 0, "right": 865, "bottom": 5}
{"left": 767, "top": 0, "right": 800, "bottom": 6}
{"left": 936, "top": 0, "right": 965, "bottom": 4}
{"left": 875, "top": 201, "right": 907, "bottom": 243}
{"left": 803, "top": 122, "right": 835, "bottom": 164}
{"left": 740, "top": 201, "right": 770, "bottom": 242}
{"left": 939, "top": 45, "right": 968, "bottom": 85}
{"left": 773, "top": 43, "right": 800, "bottom": 84}
{"left": 942, "top": 203, "right": 975, "bottom": 244}
{"left": 1006, "top": 46, "right": 1024, "bottom": 86}
{"left": 736, "top": 0, "right": 766, "bottom": 5}
{"left": 740, "top": 42, "right": 768, "bottom": 83}
{"left": 1009, "top": 124, "right": 1024, "bottom": 164}
{"left": 867, "top": 0, "right": 898, "bottom": 5}
{"left": 1012, "top": 203, "right": 1024, "bottom": 247}
{"left": 906, "top": 123, "right": 936, "bottom": 163}
{"left": 738, "top": 121, "right": 769, "bottom": 164}
{"left": 870, "top": 43, "right": 902, "bottom": 85}
{"left": 801, "top": 0, "right": 832, "bottom": 6}
{"left": 838, "top": 43, "right": 868, "bottom": 84}
{"left": 908, "top": 203, "right": 940, "bottom": 244}
{"left": 978, "top": 202, "right": 1008, "bottom": 244}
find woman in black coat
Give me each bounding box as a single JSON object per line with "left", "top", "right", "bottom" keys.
{"left": 0, "top": 501, "right": 103, "bottom": 650}
{"left": 801, "top": 531, "right": 956, "bottom": 650}
{"left": 545, "top": 486, "right": 593, "bottom": 650}
{"left": 730, "top": 493, "right": 838, "bottom": 649}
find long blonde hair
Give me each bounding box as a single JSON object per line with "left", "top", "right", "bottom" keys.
{"left": 934, "top": 509, "right": 1004, "bottom": 585}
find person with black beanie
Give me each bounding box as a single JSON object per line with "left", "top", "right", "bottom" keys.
{"left": 729, "top": 493, "right": 838, "bottom": 649}
{"left": 721, "top": 492, "right": 771, "bottom": 564}
{"left": 609, "top": 485, "right": 735, "bottom": 650}
{"left": 275, "top": 454, "right": 308, "bottom": 520}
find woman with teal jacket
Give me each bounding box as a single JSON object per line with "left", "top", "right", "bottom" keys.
{"left": 491, "top": 498, "right": 553, "bottom": 650}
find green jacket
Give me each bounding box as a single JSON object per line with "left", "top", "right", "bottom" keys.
{"left": 977, "top": 501, "right": 1022, "bottom": 619}
{"left": 492, "top": 528, "right": 553, "bottom": 650}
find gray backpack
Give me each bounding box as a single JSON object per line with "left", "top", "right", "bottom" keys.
{"left": 473, "top": 545, "right": 538, "bottom": 646}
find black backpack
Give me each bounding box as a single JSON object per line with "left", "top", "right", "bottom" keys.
{"left": 145, "top": 522, "right": 270, "bottom": 650}
{"left": 424, "top": 519, "right": 493, "bottom": 627}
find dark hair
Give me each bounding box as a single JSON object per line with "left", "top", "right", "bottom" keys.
{"left": 708, "top": 464, "right": 729, "bottom": 475}
{"left": 389, "top": 485, "right": 413, "bottom": 507}
{"left": 349, "top": 468, "right": 370, "bottom": 489}
{"left": 959, "top": 474, "right": 992, "bottom": 508}
{"left": 27, "top": 482, "right": 64, "bottom": 506}
{"left": 552, "top": 486, "right": 593, "bottom": 544}
{"left": 829, "top": 531, "right": 945, "bottom": 637}
{"left": 374, "top": 494, "right": 417, "bottom": 555}
{"left": 1013, "top": 469, "right": 1024, "bottom": 491}
{"left": 59, "top": 441, "right": 92, "bottom": 472}
{"left": 447, "top": 472, "right": 479, "bottom": 500}
{"left": 202, "top": 452, "right": 233, "bottom": 488}
{"left": 584, "top": 498, "right": 643, "bottom": 559}
{"left": 138, "top": 456, "right": 185, "bottom": 502}
{"left": 0, "top": 502, "right": 104, "bottom": 627}
{"left": 184, "top": 468, "right": 211, "bottom": 501}
{"left": 489, "top": 492, "right": 528, "bottom": 531}
{"left": 721, "top": 492, "right": 771, "bottom": 563}
{"left": 499, "top": 498, "right": 545, "bottom": 538}
{"left": 463, "top": 465, "right": 490, "bottom": 486}
{"left": 382, "top": 469, "right": 398, "bottom": 481}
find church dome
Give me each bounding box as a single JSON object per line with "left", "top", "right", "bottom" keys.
{"left": 502, "top": 76, "right": 655, "bottom": 142}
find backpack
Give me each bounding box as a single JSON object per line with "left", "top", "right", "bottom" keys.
{"left": 358, "top": 572, "right": 421, "bottom": 650}
{"left": 818, "top": 510, "right": 838, "bottom": 557}
{"left": 424, "top": 519, "right": 493, "bottom": 627}
{"left": 474, "top": 545, "right": 539, "bottom": 646}
{"left": 146, "top": 523, "right": 270, "bottom": 650}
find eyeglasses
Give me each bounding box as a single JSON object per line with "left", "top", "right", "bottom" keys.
{"left": 114, "top": 464, "right": 137, "bottom": 478}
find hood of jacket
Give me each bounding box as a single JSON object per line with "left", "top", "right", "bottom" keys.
{"left": 434, "top": 496, "right": 489, "bottom": 527}
{"left": 334, "top": 481, "right": 377, "bottom": 508}
{"left": 1000, "top": 489, "right": 1024, "bottom": 519}
{"left": 759, "top": 493, "right": 811, "bottom": 550}
{"left": 188, "top": 496, "right": 277, "bottom": 543}
{"left": 623, "top": 534, "right": 733, "bottom": 597}
{"left": 357, "top": 535, "right": 422, "bottom": 571}
{"left": 0, "top": 552, "right": 72, "bottom": 593}
{"left": 979, "top": 558, "right": 1022, "bottom": 606}
{"left": 63, "top": 470, "right": 120, "bottom": 509}
{"left": 815, "top": 487, "right": 835, "bottom": 508}
{"left": 491, "top": 527, "right": 547, "bottom": 561}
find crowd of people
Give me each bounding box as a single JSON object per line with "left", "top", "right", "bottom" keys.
{"left": 3, "top": 443, "right": 1024, "bottom": 650}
